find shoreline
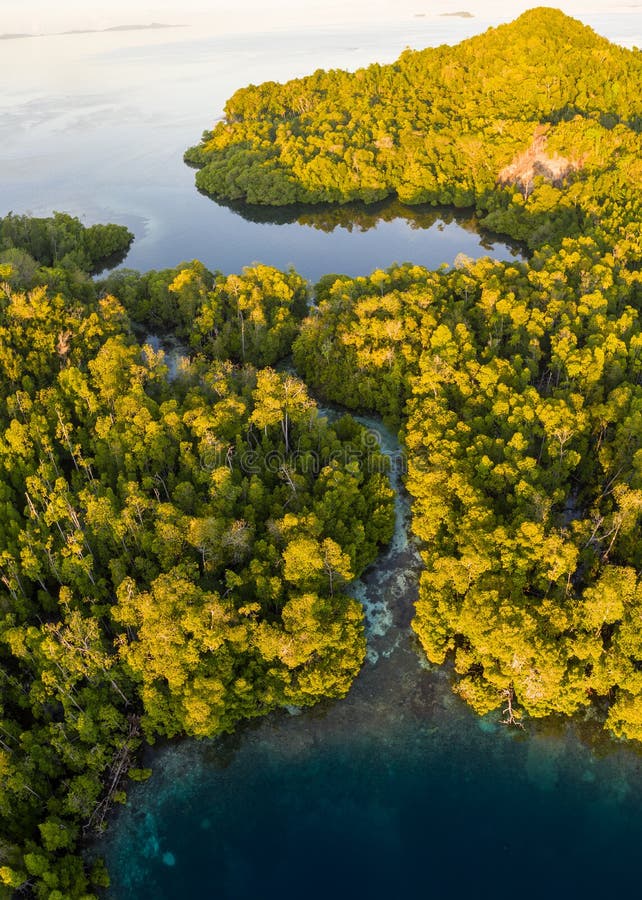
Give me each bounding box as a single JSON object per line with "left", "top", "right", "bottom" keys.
{"left": 99, "top": 399, "right": 642, "bottom": 896}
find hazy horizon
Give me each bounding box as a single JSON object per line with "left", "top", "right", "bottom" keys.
{"left": 0, "top": 0, "right": 633, "bottom": 37}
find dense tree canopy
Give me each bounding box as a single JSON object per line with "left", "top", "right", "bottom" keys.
{"left": 202, "top": 6, "right": 642, "bottom": 742}
{"left": 0, "top": 212, "right": 133, "bottom": 280}
{"left": 0, "top": 243, "right": 393, "bottom": 897}
{"left": 101, "top": 260, "right": 309, "bottom": 365}
{"left": 185, "top": 8, "right": 642, "bottom": 253}
{"left": 294, "top": 242, "right": 642, "bottom": 735}
{"left": 7, "top": 7, "right": 642, "bottom": 896}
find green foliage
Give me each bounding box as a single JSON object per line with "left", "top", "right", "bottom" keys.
{"left": 0, "top": 212, "right": 132, "bottom": 280}
{"left": 190, "top": 265, "right": 309, "bottom": 364}
{"left": 185, "top": 8, "right": 642, "bottom": 255}
{"left": 294, "top": 238, "right": 642, "bottom": 735}
{"left": 99, "top": 262, "right": 309, "bottom": 365}
{"left": 9, "top": 9, "right": 642, "bottom": 895}
{"left": 0, "top": 246, "right": 393, "bottom": 895}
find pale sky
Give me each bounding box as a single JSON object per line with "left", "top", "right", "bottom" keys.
{"left": 0, "top": 0, "right": 623, "bottom": 36}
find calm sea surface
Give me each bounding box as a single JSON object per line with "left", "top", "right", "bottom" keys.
{"left": 1, "top": 14, "right": 637, "bottom": 280}
{"left": 4, "top": 11, "right": 642, "bottom": 899}
{"left": 0, "top": 15, "right": 572, "bottom": 280}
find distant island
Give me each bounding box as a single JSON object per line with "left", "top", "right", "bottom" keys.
{"left": 185, "top": 7, "right": 642, "bottom": 252}
{"left": 440, "top": 11, "right": 475, "bottom": 17}
{"left": 65, "top": 22, "right": 185, "bottom": 35}
{"left": 0, "top": 22, "right": 185, "bottom": 41}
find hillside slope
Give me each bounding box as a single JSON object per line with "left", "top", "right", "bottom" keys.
{"left": 185, "top": 7, "right": 642, "bottom": 249}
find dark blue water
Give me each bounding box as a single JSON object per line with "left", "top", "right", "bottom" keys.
{"left": 104, "top": 655, "right": 642, "bottom": 900}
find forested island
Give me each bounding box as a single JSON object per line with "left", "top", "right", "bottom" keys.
{"left": 3, "top": 6, "right": 642, "bottom": 897}
{"left": 185, "top": 7, "right": 642, "bottom": 251}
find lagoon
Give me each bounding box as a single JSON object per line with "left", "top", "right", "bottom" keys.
{"left": 2, "top": 13, "right": 637, "bottom": 281}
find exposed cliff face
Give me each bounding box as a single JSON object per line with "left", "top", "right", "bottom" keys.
{"left": 498, "top": 128, "right": 583, "bottom": 197}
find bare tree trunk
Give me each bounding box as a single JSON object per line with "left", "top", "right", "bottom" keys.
{"left": 500, "top": 684, "right": 525, "bottom": 730}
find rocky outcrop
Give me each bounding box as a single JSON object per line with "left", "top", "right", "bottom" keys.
{"left": 498, "top": 128, "right": 583, "bottom": 197}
